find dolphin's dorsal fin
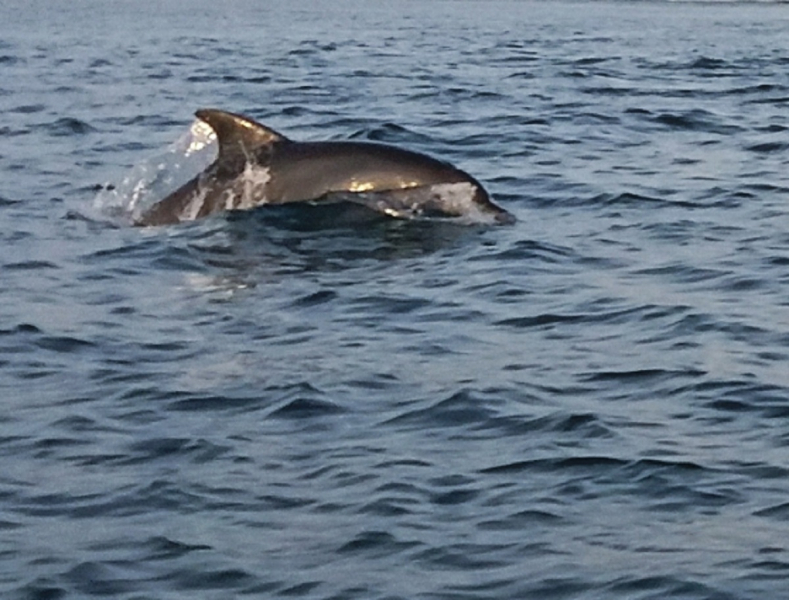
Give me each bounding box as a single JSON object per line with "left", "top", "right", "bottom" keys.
{"left": 196, "top": 108, "right": 289, "bottom": 164}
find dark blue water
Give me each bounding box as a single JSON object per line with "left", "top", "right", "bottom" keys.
{"left": 2, "top": 1, "right": 789, "bottom": 598}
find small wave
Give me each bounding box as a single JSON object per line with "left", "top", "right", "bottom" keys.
{"left": 118, "top": 437, "right": 229, "bottom": 465}
{"left": 381, "top": 389, "right": 496, "bottom": 430}
{"left": 268, "top": 398, "right": 346, "bottom": 419}
{"left": 754, "top": 502, "right": 789, "bottom": 520}
{"left": 603, "top": 575, "right": 728, "bottom": 599}
{"left": 478, "top": 238, "right": 573, "bottom": 263}
{"left": 346, "top": 122, "right": 429, "bottom": 144}
{"left": 289, "top": 40, "right": 338, "bottom": 56}
{"left": 3, "top": 259, "right": 58, "bottom": 270}
{"left": 579, "top": 368, "right": 705, "bottom": 384}
{"left": 686, "top": 56, "right": 730, "bottom": 70}
{"left": 0, "top": 322, "right": 41, "bottom": 336}
{"left": 652, "top": 110, "right": 742, "bottom": 134}
{"left": 338, "top": 530, "right": 419, "bottom": 556}
{"left": 13, "top": 581, "right": 68, "bottom": 600}
{"left": 290, "top": 289, "right": 338, "bottom": 308}
{"left": 480, "top": 456, "right": 626, "bottom": 476}
{"left": 35, "top": 336, "right": 95, "bottom": 353}
{"left": 10, "top": 103, "right": 45, "bottom": 114}
{"left": 478, "top": 509, "right": 566, "bottom": 531}
{"left": 165, "top": 392, "right": 263, "bottom": 413}
{"left": 166, "top": 567, "right": 259, "bottom": 591}
{"left": 495, "top": 313, "right": 584, "bottom": 328}
{"left": 745, "top": 141, "right": 789, "bottom": 153}
{"left": 0, "top": 125, "right": 31, "bottom": 137}
{"left": 47, "top": 117, "right": 95, "bottom": 137}
{"left": 730, "top": 83, "right": 782, "bottom": 95}
{"left": 0, "top": 323, "right": 95, "bottom": 355}
{"left": 141, "top": 536, "right": 212, "bottom": 560}
{"left": 412, "top": 545, "right": 509, "bottom": 570}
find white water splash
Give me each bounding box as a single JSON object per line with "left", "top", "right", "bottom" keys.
{"left": 348, "top": 182, "right": 502, "bottom": 225}
{"left": 183, "top": 180, "right": 210, "bottom": 222}
{"left": 94, "top": 119, "right": 217, "bottom": 223}
{"left": 162, "top": 161, "right": 272, "bottom": 223}
{"left": 227, "top": 162, "right": 272, "bottom": 212}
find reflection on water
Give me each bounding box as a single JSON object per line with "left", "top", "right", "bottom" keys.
{"left": 168, "top": 203, "right": 481, "bottom": 296}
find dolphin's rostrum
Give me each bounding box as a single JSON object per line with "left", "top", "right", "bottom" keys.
{"left": 135, "top": 109, "right": 513, "bottom": 226}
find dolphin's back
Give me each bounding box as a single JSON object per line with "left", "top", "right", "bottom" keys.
{"left": 266, "top": 141, "right": 474, "bottom": 203}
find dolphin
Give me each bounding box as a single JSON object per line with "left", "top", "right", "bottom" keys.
{"left": 134, "top": 109, "right": 513, "bottom": 226}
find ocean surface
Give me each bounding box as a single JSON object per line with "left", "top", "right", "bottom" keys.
{"left": 2, "top": 0, "right": 789, "bottom": 598}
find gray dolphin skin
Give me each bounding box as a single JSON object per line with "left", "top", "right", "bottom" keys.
{"left": 135, "top": 109, "right": 514, "bottom": 226}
